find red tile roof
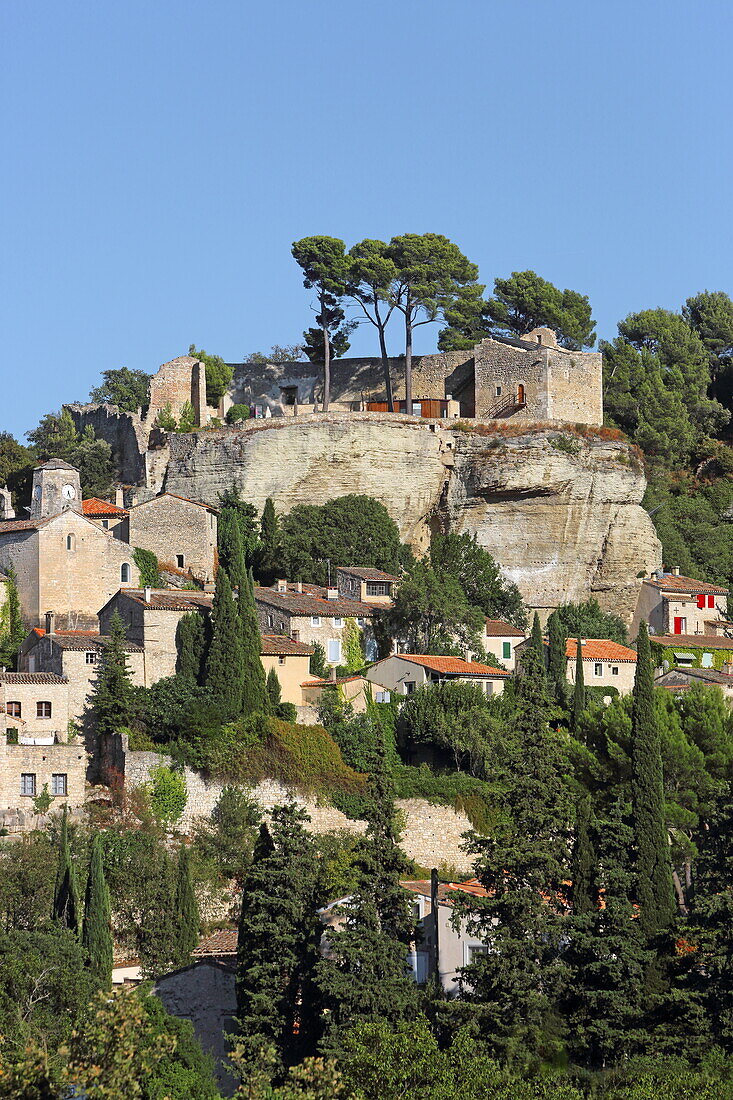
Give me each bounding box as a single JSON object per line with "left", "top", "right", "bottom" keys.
{"left": 192, "top": 929, "right": 238, "bottom": 956}
{"left": 260, "top": 634, "right": 314, "bottom": 656}
{"left": 82, "top": 497, "right": 128, "bottom": 517}
{"left": 653, "top": 634, "right": 733, "bottom": 650}
{"left": 484, "top": 619, "right": 525, "bottom": 638}
{"left": 255, "top": 586, "right": 376, "bottom": 618}
{"left": 645, "top": 573, "right": 728, "bottom": 595}
{"left": 565, "top": 639, "right": 637, "bottom": 662}
{"left": 400, "top": 878, "right": 490, "bottom": 906}
{"left": 337, "top": 566, "right": 400, "bottom": 582}
{"left": 0, "top": 672, "right": 68, "bottom": 684}
{"left": 396, "top": 654, "right": 509, "bottom": 677}
{"left": 117, "top": 588, "right": 213, "bottom": 612}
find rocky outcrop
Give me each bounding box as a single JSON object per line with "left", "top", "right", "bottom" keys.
{"left": 163, "top": 414, "right": 661, "bottom": 622}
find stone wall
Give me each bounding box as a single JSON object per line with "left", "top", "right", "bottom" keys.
{"left": 0, "top": 741, "right": 87, "bottom": 811}
{"left": 128, "top": 495, "right": 217, "bottom": 583}
{"left": 125, "top": 752, "right": 474, "bottom": 872}
{"left": 147, "top": 356, "right": 209, "bottom": 427}
{"left": 65, "top": 403, "right": 149, "bottom": 484}
{"left": 546, "top": 348, "right": 604, "bottom": 425}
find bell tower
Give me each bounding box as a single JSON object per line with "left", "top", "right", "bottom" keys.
{"left": 30, "top": 460, "right": 83, "bottom": 520}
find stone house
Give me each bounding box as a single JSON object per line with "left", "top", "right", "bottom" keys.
{"left": 482, "top": 619, "right": 526, "bottom": 670}
{"left": 98, "top": 588, "right": 213, "bottom": 686}
{"left": 254, "top": 582, "right": 380, "bottom": 666}
{"left": 18, "top": 613, "right": 145, "bottom": 724}
{"left": 365, "top": 654, "right": 509, "bottom": 697}
{"left": 516, "top": 636, "right": 638, "bottom": 694}
{"left": 300, "top": 673, "right": 377, "bottom": 713}
{"left": 650, "top": 633, "right": 733, "bottom": 671}
{"left": 336, "top": 566, "right": 399, "bottom": 605}
{"left": 81, "top": 496, "right": 129, "bottom": 537}
{"left": 126, "top": 493, "right": 218, "bottom": 583}
{"left": 260, "top": 635, "right": 314, "bottom": 706}
{"left": 0, "top": 461, "right": 139, "bottom": 628}
{"left": 632, "top": 569, "right": 729, "bottom": 639}
{"left": 655, "top": 666, "right": 733, "bottom": 700}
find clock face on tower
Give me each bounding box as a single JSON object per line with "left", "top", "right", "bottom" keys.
{"left": 62, "top": 484, "right": 76, "bottom": 500}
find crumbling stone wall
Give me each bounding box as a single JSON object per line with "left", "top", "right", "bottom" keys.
{"left": 65, "top": 403, "right": 149, "bottom": 484}
{"left": 147, "top": 356, "right": 209, "bottom": 427}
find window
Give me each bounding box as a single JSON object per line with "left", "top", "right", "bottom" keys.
{"left": 101, "top": 520, "right": 109, "bottom": 529}
{"left": 327, "top": 639, "right": 342, "bottom": 664}
{"left": 311, "top": 616, "right": 321, "bottom": 627}
{"left": 365, "top": 582, "right": 390, "bottom": 597}
{"left": 357, "top": 617, "right": 366, "bottom": 627}
{"left": 697, "top": 594, "right": 706, "bottom": 609}
{"left": 66, "top": 534, "right": 75, "bottom": 551}
{"left": 268, "top": 615, "right": 274, "bottom": 628}
{"left": 495, "top": 385, "right": 502, "bottom": 397}
{"left": 120, "top": 563, "right": 131, "bottom": 584}
{"left": 278, "top": 655, "right": 286, "bottom": 665}
{"left": 85, "top": 651, "right": 97, "bottom": 665}
{"left": 333, "top": 617, "right": 344, "bottom": 628}
{"left": 484, "top": 681, "right": 493, "bottom": 696}
{"left": 502, "top": 641, "right": 511, "bottom": 659}
{"left": 611, "top": 666, "right": 619, "bottom": 676}
{"left": 176, "top": 554, "right": 185, "bottom": 569}
{"left": 708, "top": 594, "right": 716, "bottom": 608}
{"left": 20, "top": 774, "right": 36, "bottom": 797}
{"left": 280, "top": 385, "right": 298, "bottom": 406}
{"left": 37, "top": 701, "right": 52, "bottom": 718}
{"left": 6, "top": 701, "right": 21, "bottom": 718}
{"left": 594, "top": 663, "right": 602, "bottom": 676}
{"left": 375, "top": 690, "right": 391, "bottom": 703}
{"left": 51, "top": 774, "right": 67, "bottom": 796}
{"left": 466, "top": 944, "right": 489, "bottom": 965}
{"left": 404, "top": 680, "right": 416, "bottom": 695}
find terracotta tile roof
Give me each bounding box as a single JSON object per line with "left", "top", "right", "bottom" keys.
{"left": 653, "top": 633, "right": 733, "bottom": 650}
{"left": 254, "top": 586, "right": 375, "bottom": 619}
{"left": 118, "top": 588, "right": 213, "bottom": 612}
{"left": 656, "top": 667, "right": 733, "bottom": 688}
{"left": 396, "top": 654, "right": 509, "bottom": 677}
{"left": 0, "top": 518, "right": 44, "bottom": 533}
{"left": 82, "top": 497, "right": 128, "bottom": 517}
{"left": 192, "top": 929, "right": 238, "bottom": 956}
{"left": 0, "top": 672, "right": 68, "bottom": 684}
{"left": 302, "top": 674, "right": 366, "bottom": 687}
{"left": 55, "top": 634, "right": 144, "bottom": 653}
{"left": 565, "top": 639, "right": 637, "bottom": 662}
{"left": 260, "top": 634, "right": 314, "bottom": 656}
{"left": 645, "top": 572, "right": 728, "bottom": 595}
{"left": 484, "top": 619, "right": 525, "bottom": 637}
{"left": 400, "top": 878, "right": 490, "bottom": 906}
{"left": 337, "top": 566, "right": 400, "bottom": 582}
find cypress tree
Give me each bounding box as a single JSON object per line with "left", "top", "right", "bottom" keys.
{"left": 236, "top": 803, "right": 322, "bottom": 1071}
{"left": 693, "top": 778, "right": 733, "bottom": 1050}
{"left": 0, "top": 567, "right": 26, "bottom": 668}
{"left": 89, "top": 611, "right": 134, "bottom": 736}
{"left": 266, "top": 667, "right": 282, "bottom": 711}
{"left": 204, "top": 568, "right": 244, "bottom": 718}
{"left": 82, "top": 833, "right": 113, "bottom": 989}
{"left": 546, "top": 610, "right": 568, "bottom": 707}
{"left": 52, "top": 807, "right": 80, "bottom": 934}
{"left": 218, "top": 510, "right": 247, "bottom": 592}
{"left": 572, "top": 636, "right": 586, "bottom": 732}
{"left": 175, "top": 611, "right": 206, "bottom": 683}
{"left": 631, "top": 622, "right": 676, "bottom": 939}
{"left": 172, "top": 845, "right": 199, "bottom": 967}
{"left": 258, "top": 497, "right": 279, "bottom": 584}
{"left": 239, "top": 566, "right": 267, "bottom": 714}
{"left": 571, "top": 794, "right": 598, "bottom": 918}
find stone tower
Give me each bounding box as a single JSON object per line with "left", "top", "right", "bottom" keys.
{"left": 0, "top": 487, "right": 14, "bottom": 520}
{"left": 29, "top": 460, "right": 83, "bottom": 520}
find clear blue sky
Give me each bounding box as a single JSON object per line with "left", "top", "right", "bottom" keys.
{"left": 2, "top": 0, "right": 732, "bottom": 439}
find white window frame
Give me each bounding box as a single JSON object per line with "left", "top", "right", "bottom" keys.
{"left": 332, "top": 617, "right": 344, "bottom": 628}
{"left": 51, "top": 773, "right": 67, "bottom": 796}
{"left": 594, "top": 662, "right": 602, "bottom": 676}
{"left": 327, "top": 639, "right": 342, "bottom": 665}
{"left": 404, "top": 680, "right": 416, "bottom": 695}
{"left": 20, "top": 773, "right": 36, "bottom": 797}
{"left": 311, "top": 616, "right": 321, "bottom": 627}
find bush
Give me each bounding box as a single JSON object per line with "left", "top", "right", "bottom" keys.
{"left": 147, "top": 765, "right": 187, "bottom": 825}
{"left": 393, "top": 764, "right": 497, "bottom": 833}
{"left": 226, "top": 403, "right": 250, "bottom": 424}
{"left": 133, "top": 547, "right": 162, "bottom": 587}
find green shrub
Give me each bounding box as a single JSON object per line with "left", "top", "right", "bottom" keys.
{"left": 393, "top": 764, "right": 497, "bottom": 833}
{"left": 32, "top": 784, "right": 52, "bottom": 814}
{"left": 133, "top": 547, "right": 162, "bottom": 587}
{"left": 549, "top": 434, "right": 581, "bottom": 455}
{"left": 154, "top": 403, "right": 177, "bottom": 432}
{"left": 148, "top": 765, "right": 187, "bottom": 825}
{"left": 226, "top": 403, "right": 251, "bottom": 424}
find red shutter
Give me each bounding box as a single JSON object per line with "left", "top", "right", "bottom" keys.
{"left": 697, "top": 594, "right": 706, "bottom": 609}
{"left": 674, "top": 617, "right": 684, "bottom": 635}
{"left": 708, "top": 594, "right": 715, "bottom": 608}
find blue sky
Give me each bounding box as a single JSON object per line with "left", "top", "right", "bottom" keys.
{"left": 2, "top": 0, "right": 732, "bottom": 439}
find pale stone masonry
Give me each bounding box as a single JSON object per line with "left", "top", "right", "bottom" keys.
{"left": 632, "top": 569, "right": 729, "bottom": 639}
{"left": 254, "top": 581, "right": 381, "bottom": 666}
{"left": 127, "top": 493, "right": 218, "bottom": 584}
{"left": 0, "top": 739, "right": 88, "bottom": 812}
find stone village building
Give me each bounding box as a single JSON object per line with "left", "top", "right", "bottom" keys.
{"left": 254, "top": 581, "right": 383, "bottom": 667}
{"left": 365, "top": 654, "right": 510, "bottom": 698}
{"left": 632, "top": 569, "right": 730, "bottom": 639}
{"left": 515, "top": 636, "right": 638, "bottom": 695}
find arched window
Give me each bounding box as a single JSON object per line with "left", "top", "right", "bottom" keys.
{"left": 66, "top": 534, "right": 75, "bottom": 551}
{"left": 120, "top": 563, "right": 131, "bottom": 584}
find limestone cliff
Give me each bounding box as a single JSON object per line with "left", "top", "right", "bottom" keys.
{"left": 163, "top": 414, "right": 661, "bottom": 622}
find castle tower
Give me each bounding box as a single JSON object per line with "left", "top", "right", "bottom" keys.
{"left": 29, "top": 460, "right": 82, "bottom": 520}
{"left": 0, "top": 487, "right": 14, "bottom": 520}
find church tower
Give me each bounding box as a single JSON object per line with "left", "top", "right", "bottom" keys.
{"left": 29, "top": 460, "right": 82, "bottom": 520}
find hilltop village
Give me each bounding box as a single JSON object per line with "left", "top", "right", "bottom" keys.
{"left": 1, "top": 325, "right": 732, "bottom": 1096}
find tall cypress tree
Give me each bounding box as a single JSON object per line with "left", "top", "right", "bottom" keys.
{"left": 258, "top": 497, "right": 279, "bottom": 585}
{"left": 218, "top": 510, "right": 247, "bottom": 592}
{"left": 175, "top": 611, "right": 206, "bottom": 683}
{"left": 204, "top": 567, "right": 244, "bottom": 718}
{"left": 631, "top": 622, "right": 675, "bottom": 939}
{"left": 316, "top": 730, "right": 418, "bottom": 1058}
{"left": 52, "top": 807, "right": 80, "bottom": 934}
{"left": 172, "top": 845, "right": 199, "bottom": 967}
{"left": 546, "top": 610, "right": 568, "bottom": 707}
{"left": 693, "top": 778, "right": 733, "bottom": 1050}
{"left": 571, "top": 794, "right": 597, "bottom": 918}
{"left": 239, "top": 566, "right": 267, "bottom": 714}
{"left": 89, "top": 611, "right": 134, "bottom": 736}
{"left": 266, "top": 667, "right": 282, "bottom": 711}
{"left": 82, "top": 833, "right": 113, "bottom": 989}
{"left": 236, "top": 803, "right": 322, "bottom": 1071}
{"left": 461, "top": 640, "right": 571, "bottom": 1064}
{"left": 572, "top": 636, "right": 586, "bottom": 732}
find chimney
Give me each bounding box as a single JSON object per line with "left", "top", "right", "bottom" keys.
{"left": 115, "top": 488, "right": 125, "bottom": 508}
{"left": 326, "top": 588, "right": 338, "bottom": 600}
{"left": 45, "top": 611, "right": 56, "bottom": 635}
{"left": 144, "top": 586, "right": 152, "bottom": 604}
{"left": 277, "top": 579, "right": 287, "bottom": 593}
{"left": 672, "top": 566, "right": 680, "bottom": 576}
{"left": 295, "top": 582, "right": 303, "bottom": 593}
{"left": 330, "top": 665, "right": 337, "bottom": 681}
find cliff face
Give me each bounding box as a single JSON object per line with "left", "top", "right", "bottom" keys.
{"left": 163, "top": 415, "right": 661, "bottom": 623}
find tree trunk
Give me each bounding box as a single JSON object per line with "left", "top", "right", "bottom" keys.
{"left": 404, "top": 291, "right": 413, "bottom": 414}
{"left": 377, "top": 314, "right": 394, "bottom": 411}
{"left": 321, "top": 291, "right": 330, "bottom": 412}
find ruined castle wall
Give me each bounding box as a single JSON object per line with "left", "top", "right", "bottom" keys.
{"left": 146, "top": 356, "right": 208, "bottom": 426}
{"left": 473, "top": 340, "right": 549, "bottom": 420}
{"left": 65, "top": 404, "right": 149, "bottom": 484}
{"left": 546, "top": 348, "right": 603, "bottom": 426}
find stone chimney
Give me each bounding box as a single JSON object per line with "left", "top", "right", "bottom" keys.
{"left": 295, "top": 582, "right": 303, "bottom": 593}
{"left": 277, "top": 579, "right": 287, "bottom": 593}
{"left": 0, "top": 486, "right": 15, "bottom": 520}
{"left": 45, "top": 611, "right": 56, "bottom": 635}
{"left": 115, "top": 488, "right": 125, "bottom": 508}
{"left": 144, "top": 586, "right": 152, "bottom": 604}
{"left": 672, "top": 566, "right": 680, "bottom": 576}
{"left": 326, "top": 588, "right": 338, "bottom": 600}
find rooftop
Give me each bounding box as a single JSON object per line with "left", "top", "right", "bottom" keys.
{"left": 260, "top": 634, "right": 314, "bottom": 656}
{"left": 395, "top": 654, "right": 509, "bottom": 677}
{"left": 0, "top": 672, "right": 68, "bottom": 685}
{"left": 656, "top": 667, "right": 733, "bottom": 689}
{"left": 565, "top": 639, "right": 637, "bottom": 662}
{"left": 254, "top": 585, "right": 376, "bottom": 618}
{"left": 192, "top": 929, "right": 238, "bottom": 957}
{"left": 302, "top": 674, "right": 367, "bottom": 687}
{"left": 645, "top": 572, "right": 728, "bottom": 596}
{"left": 337, "top": 566, "right": 400, "bottom": 582}
{"left": 484, "top": 618, "right": 525, "bottom": 637}
{"left": 82, "top": 497, "right": 128, "bottom": 517}
{"left": 116, "top": 588, "right": 213, "bottom": 612}
{"left": 129, "top": 492, "right": 218, "bottom": 514}
{"left": 400, "top": 878, "right": 489, "bottom": 906}
{"left": 652, "top": 633, "right": 733, "bottom": 650}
